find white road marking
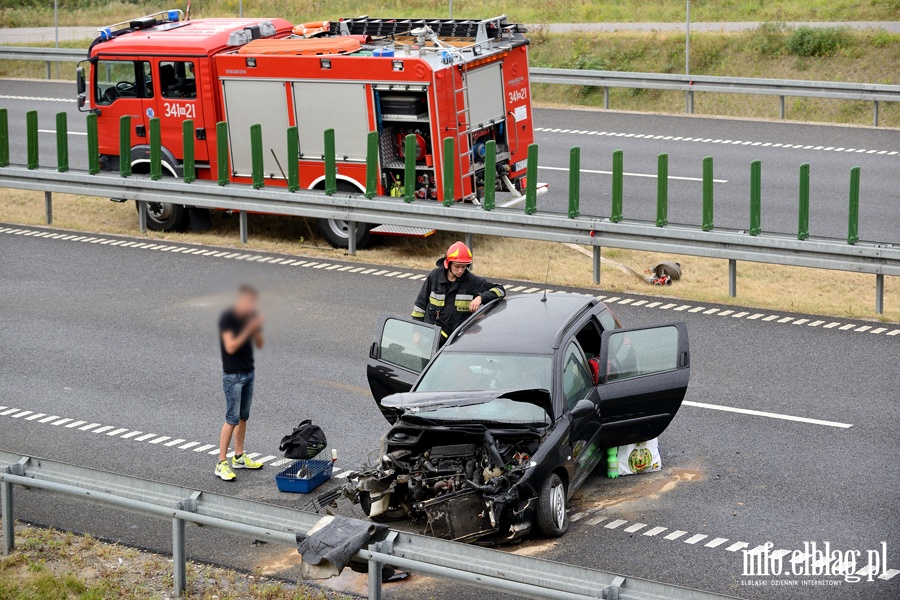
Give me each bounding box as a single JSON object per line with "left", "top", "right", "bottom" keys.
{"left": 762, "top": 315, "right": 779, "bottom": 321}
{"left": 38, "top": 415, "right": 60, "bottom": 423}
{"left": 0, "top": 408, "right": 21, "bottom": 416}
{"left": 854, "top": 325, "right": 871, "bottom": 332}
{"left": 178, "top": 441, "right": 200, "bottom": 450}
{"left": 664, "top": 530, "right": 688, "bottom": 541}
{"left": 11, "top": 410, "right": 33, "bottom": 418}
{"left": 148, "top": 436, "right": 171, "bottom": 444}
{"left": 0, "top": 95, "right": 73, "bottom": 103}
{"left": 120, "top": 431, "right": 143, "bottom": 439}
{"left": 624, "top": 523, "right": 647, "bottom": 533}
{"left": 106, "top": 427, "right": 129, "bottom": 436}
{"left": 870, "top": 327, "right": 887, "bottom": 334}
{"left": 257, "top": 455, "right": 277, "bottom": 464}
{"left": 52, "top": 418, "right": 72, "bottom": 426}
{"left": 887, "top": 330, "right": 900, "bottom": 336}
{"left": 539, "top": 165, "right": 728, "bottom": 183}
{"left": 133, "top": 433, "right": 157, "bottom": 442}
{"left": 839, "top": 324, "right": 856, "bottom": 330}
{"left": 688, "top": 306, "right": 705, "bottom": 313}
{"left": 684, "top": 534, "right": 708, "bottom": 544}
{"left": 25, "top": 413, "right": 47, "bottom": 421}
{"left": 164, "top": 438, "right": 187, "bottom": 447}
{"left": 879, "top": 569, "right": 900, "bottom": 581}
{"left": 705, "top": 537, "right": 729, "bottom": 548}
{"left": 92, "top": 425, "right": 114, "bottom": 434}
{"left": 270, "top": 458, "right": 292, "bottom": 467}
{"left": 747, "top": 313, "right": 764, "bottom": 319}
{"left": 193, "top": 444, "right": 216, "bottom": 453}
{"left": 717, "top": 310, "right": 733, "bottom": 316}
{"left": 334, "top": 470, "right": 353, "bottom": 479}
{"left": 824, "top": 322, "right": 840, "bottom": 328}
{"left": 726, "top": 542, "right": 749, "bottom": 552}
{"left": 79, "top": 423, "right": 101, "bottom": 431}
{"left": 683, "top": 400, "right": 852, "bottom": 428}
{"left": 808, "top": 320, "right": 824, "bottom": 326}
{"left": 643, "top": 526, "right": 667, "bottom": 537}
{"left": 674, "top": 305, "right": 690, "bottom": 311}
{"left": 570, "top": 512, "right": 588, "bottom": 522}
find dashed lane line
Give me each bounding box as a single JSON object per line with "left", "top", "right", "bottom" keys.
{"left": 3, "top": 226, "right": 897, "bottom": 337}
{"left": 539, "top": 165, "right": 728, "bottom": 183}
{"left": 682, "top": 400, "right": 852, "bottom": 428}
{"left": 534, "top": 127, "right": 899, "bottom": 157}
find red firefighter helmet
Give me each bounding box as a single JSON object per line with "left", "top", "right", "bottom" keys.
{"left": 444, "top": 241, "right": 473, "bottom": 269}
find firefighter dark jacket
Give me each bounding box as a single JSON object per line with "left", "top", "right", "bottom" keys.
{"left": 411, "top": 258, "right": 506, "bottom": 339}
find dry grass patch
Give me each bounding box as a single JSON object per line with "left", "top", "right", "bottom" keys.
{"left": 2, "top": 188, "right": 896, "bottom": 322}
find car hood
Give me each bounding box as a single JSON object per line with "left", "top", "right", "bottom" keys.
{"left": 382, "top": 388, "right": 552, "bottom": 415}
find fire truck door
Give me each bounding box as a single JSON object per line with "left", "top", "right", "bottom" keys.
{"left": 146, "top": 58, "right": 209, "bottom": 162}
{"left": 92, "top": 58, "right": 151, "bottom": 159}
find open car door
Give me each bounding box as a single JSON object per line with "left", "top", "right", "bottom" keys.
{"left": 596, "top": 323, "right": 690, "bottom": 447}
{"left": 367, "top": 316, "right": 442, "bottom": 422}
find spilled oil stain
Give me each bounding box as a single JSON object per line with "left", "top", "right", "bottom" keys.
{"left": 510, "top": 538, "right": 561, "bottom": 557}
{"left": 573, "top": 468, "right": 704, "bottom": 511}
{"left": 313, "top": 378, "right": 371, "bottom": 397}
{"left": 256, "top": 549, "right": 302, "bottom": 576}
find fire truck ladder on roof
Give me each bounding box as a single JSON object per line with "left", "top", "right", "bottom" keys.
{"left": 333, "top": 15, "right": 517, "bottom": 43}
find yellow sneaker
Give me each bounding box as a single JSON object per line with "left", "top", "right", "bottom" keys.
{"left": 215, "top": 460, "right": 236, "bottom": 481}
{"left": 231, "top": 453, "right": 263, "bottom": 469}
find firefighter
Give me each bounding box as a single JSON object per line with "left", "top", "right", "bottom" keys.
{"left": 412, "top": 241, "right": 506, "bottom": 341}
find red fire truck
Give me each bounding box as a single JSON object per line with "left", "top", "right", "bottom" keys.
{"left": 76, "top": 9, "right": 537, "bottom": 247}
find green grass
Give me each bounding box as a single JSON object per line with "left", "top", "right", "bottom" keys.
{"left": 1, "top": 0, "right": 899, "bottom": 28}
{"left": 529, "top": 25, "right": 900, "bottom": 127}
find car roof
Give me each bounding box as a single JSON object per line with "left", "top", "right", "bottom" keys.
{"left": 445, "top": 293, "right": 599, "bottom": 355}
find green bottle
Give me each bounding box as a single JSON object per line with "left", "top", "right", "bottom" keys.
{"left": 607, "top": 447, "right": 618, "bottom": 478}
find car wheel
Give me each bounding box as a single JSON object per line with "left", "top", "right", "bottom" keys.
{"left": 536, "top": 472, "right": 569, "bottom": 537}
{"left": 317, "top": 218, "right": 372, "bottom": 250}
{"left": 358, "top": 491, "right": 407, "bottom": 523}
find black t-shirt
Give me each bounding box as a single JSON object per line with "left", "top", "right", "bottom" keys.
{"left": 219, "top": 309, "right": 255, "bottom": 374}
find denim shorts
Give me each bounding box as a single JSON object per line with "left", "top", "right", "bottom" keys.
{"left": 223, "top": 371, "right": 254, "bottom": 426}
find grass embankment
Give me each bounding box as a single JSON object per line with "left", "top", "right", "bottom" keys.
{"left": 0, "top": 522, "right": 341, "bottom": 599}
{"left": 2, "top": 0, "right": 898, "bottom": 28}
{"left": 530, "top": 25, "right": 900, "bottom": 127}
{"left": 3, "top": 25, "right": 899, "bottom": 127}
{"left": 1, "top": 188, "right": 897, "bottom": 322}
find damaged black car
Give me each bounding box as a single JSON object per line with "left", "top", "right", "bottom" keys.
{"left": 344, "top": 293, "right": 690, "bottom": 544}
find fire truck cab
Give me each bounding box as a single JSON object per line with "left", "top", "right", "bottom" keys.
{"left": 78, "top": 10, "right": 536, "bottom": 247}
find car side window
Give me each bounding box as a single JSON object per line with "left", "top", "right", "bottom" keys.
{"left": 379, "top": 318, "right": 435, "bottom": 374}
{"left": 94, "top": 60, "right": 152, "bottom": 105}
{"left": 562, "top": 342, "right": 592, "bottom": 410}
{"left": 597, "top": 309, "right": 621, "bottom": 332}
{"left": 159, "top": 61, "right": 197, "bottom": 99}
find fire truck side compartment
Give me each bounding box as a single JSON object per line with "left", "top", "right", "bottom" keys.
{"left": 221, "top": 79, "right": 290, "bottom": 178}
{"left": 292, "top": 81, "right": 372, "bottom": 162}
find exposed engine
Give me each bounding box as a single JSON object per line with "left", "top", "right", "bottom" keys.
{"left": 344, "top": 426, "right": 542, "bottom": 543}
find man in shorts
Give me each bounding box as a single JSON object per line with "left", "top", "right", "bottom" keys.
{"left": 215, "top": 285, "right": 265, "bottom": 481}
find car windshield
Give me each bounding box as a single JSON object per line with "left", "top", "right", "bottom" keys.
{"left": 414, "top": 353, "right": 552, "bottom": 423}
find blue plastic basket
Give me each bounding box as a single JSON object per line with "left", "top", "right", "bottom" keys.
{"left": 275, "top": 459, "right": 333, "bottom": 494}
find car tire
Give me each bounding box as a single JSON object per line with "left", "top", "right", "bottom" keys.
{"left": 358, "top": 491, "right": 408, "bottom": 523}
{"left": 317, "top": 218, "right": 372, "bottom": 250}
{"left": 535, "top": 472, "right": 569, "bottom": 537}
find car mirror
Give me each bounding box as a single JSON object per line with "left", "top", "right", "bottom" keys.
{"left": 570, "top": 398, "right": 595, "bottom": 419}
{"left": 76, "top": 66, "right": 86, "bottom": 95}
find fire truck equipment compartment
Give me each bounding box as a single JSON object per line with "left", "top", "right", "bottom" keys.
{"left": 380, "top": 95, "right": 426, "bottom": 116}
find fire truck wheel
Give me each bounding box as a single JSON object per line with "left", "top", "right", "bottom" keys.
{"left": 318, "top": 219, "right": 372, "bottom": 249}
{"left": 136, "top": 200, "right": 189, "bottom": 232}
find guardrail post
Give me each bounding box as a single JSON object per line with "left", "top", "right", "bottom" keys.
{"left": 137, "top": 201, "right": 147, "bottom": 233}
{"left": 348, "top": 222, "right": 357, "bottom": 256}
{"left": 87, "top": 113, "right": 100, "bottom": 174}
{"left": 324, "top": 128, "right": 336, "bottom": 195}
{"left": 365, "top": 131, "right": 378, "bottom": 198}
{"left": 593, "top": 245, "right": 601, "bottom": 285}
{"left": 239, "top": 210, "right": 248, "bottom": 243}
{"left": 686, "top": 90, "right": 694, "bottom": 114}
{"left": 119, "top": 115, "right": 131, "bottom": 177}
{"left": 56, "top": 112, "right": 68, "bottom": 173}
{"left": 0, "top": 108, "right": 8, "bottom": 167}
{"left": 525, "top": 143, "right": 538, "bottom": 215}
{"left": 798, "top": 163, "right": 810, "bottom": 240}
{"left": 1, "top": 469, "right": 14, "bottom": 555}
{"left": 848, "top": 166, "right": 860, "bottom": 245}
{"left": 568, "top": 147, "right": 580, "bottom": 218}
{"left": 603, "top": 87, "right": 609, "bottom": 110}
{"left": 286, "top": 126, "right": 299, "bottom": 192}
{"left": 873, "top": 101, "right": 879, "bottom": 127}
{"left": 368, "top": 547, "right": 383, "bottom": 600}
{"left": 728, "top": 259, "right": 737, "bottom": 298}
{"left": 779, "top": 96, "right": 785, "bottom": 120}
{"left": 182, "top": 120, "right": 195, "bottom": 183}
{"left": 26, "top": 110, "right": 38, "bottom": 170}
{"left": 149, "top": 117, "right": 162, "bottom": 180}
{"left": 404, "top": 134, "right": 416, "bottom": 203}
{"left": 611, "top": 150, "right": 623, "bottom": 222}
{"left": 216, "top": 121, "right": 229, "bottom": 186}
{"left": 44, "top": 192, "right": 52, "bottom": 225}
{"left": 656, "top": 153, "right": 668, "bottom": 226}
{"left": 702, "top": 156, "right": 713, "bottom": 231}
{"left": 749, "top": 160, "right": 761, "bottom": 236}
{"left": 250, "top": 124, "right": 264, "bottom": 189}
{"left": 442, "top": 137, "right": 455, "bottom": 206}
{"left": 172, "top": 518, "right": 186, "bottom": 596}
{"left": 482, "top": 140, "right": 496, "bottom": 211}
{"left": 875, "top": 274, "right": 884, "bottom": 315}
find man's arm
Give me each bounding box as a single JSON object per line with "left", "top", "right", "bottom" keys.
{"left": 411, "top": 277, "right": 430, "bottom": 321}
{"left": 469, "top": 277, "right": 506, "bottom": 311}
{"left": 222, "top": 316, "right": 264, "bottom": 354}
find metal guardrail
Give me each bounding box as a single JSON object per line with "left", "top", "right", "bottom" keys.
{"left": 0, "top": 450, "right": 737, "bottom": 599}
{"left": 1, "top": 46, "right": 897, "bottom": 125}
{"left": 0, "top": 166, "right": 896, "bottom": 313}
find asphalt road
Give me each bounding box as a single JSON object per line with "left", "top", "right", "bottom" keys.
{"left": 1, "top": 228, "right": 898, "bottom": 599}
{"left": 1, "top": 78, "right": 898, "bottom": 243}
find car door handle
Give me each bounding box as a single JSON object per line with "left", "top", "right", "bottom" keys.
{"left": 196, "top": 128, "right": 206, "bottom": 140}
{"left": 135, "top": 125, "right": 146, "bottom": 138}
{"left": 680, "top": 351, "right": 689, "bottom": 367}
{"left": 369, "top": 342, "right": 379, "bottom": 359}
